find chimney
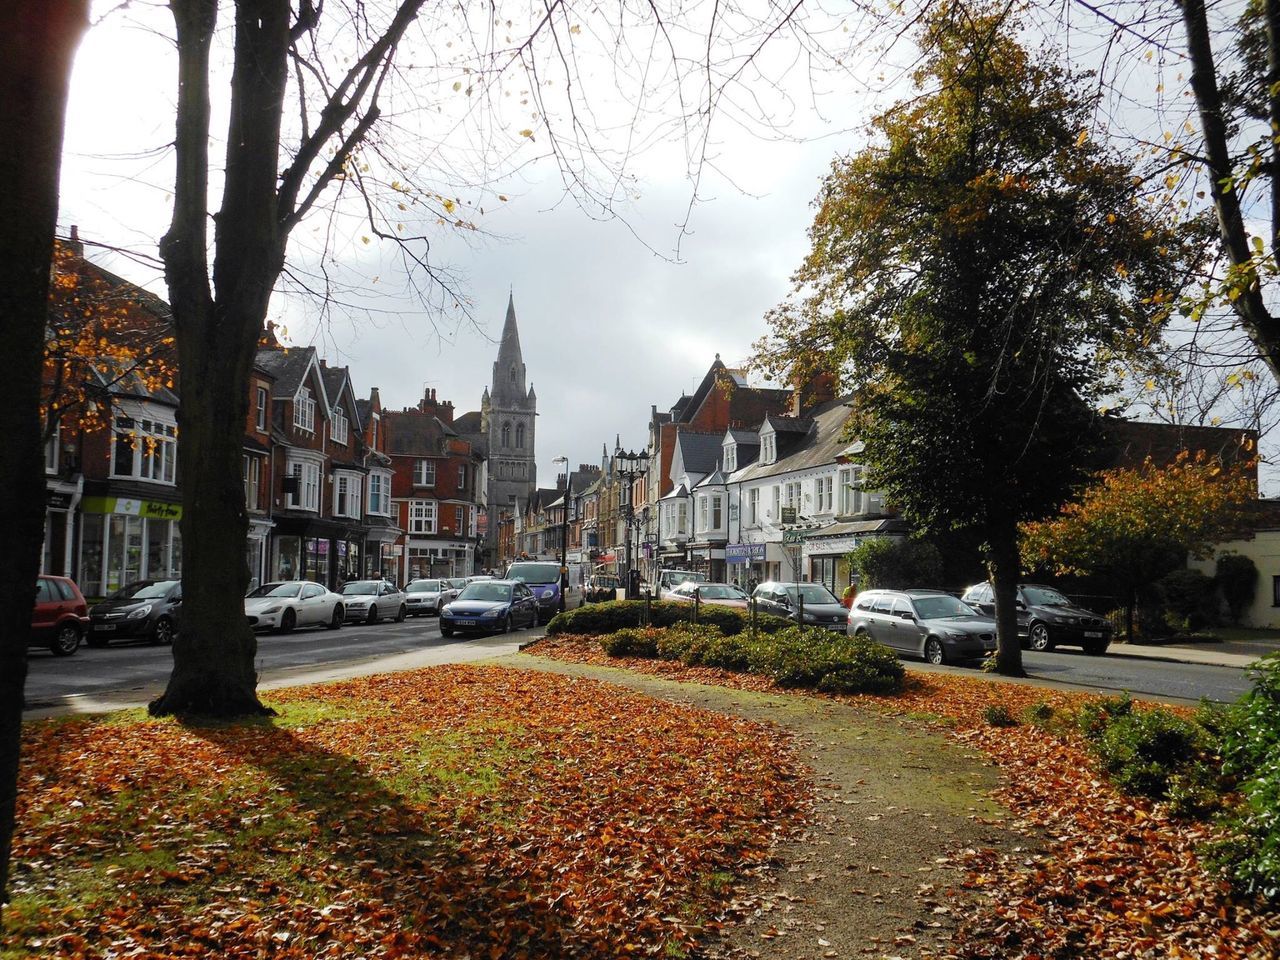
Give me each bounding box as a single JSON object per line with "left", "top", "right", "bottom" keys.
{"left": 557, "top": 472, "right": 567, "bottom": 490}
{"left": 67, "top": 224, "right": 84, "bottom": 257}
{"left": 439, "top": 399, "right": 454, "bottom": 424}
{"left": 790, "top": 369, "right": 838, "bottom": 417}
{"left": 319, "top": 358, "right": 327, "bottom": 368}
{"left": 369, "top": 386, "right": 380, "bottom": 408}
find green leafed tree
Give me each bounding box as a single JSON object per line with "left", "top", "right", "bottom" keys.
{"left": 845, "top": 537, "right": 944, "bottom": 591}
{"left": 755, "top": 4, "right": 1203, "bottom": 675}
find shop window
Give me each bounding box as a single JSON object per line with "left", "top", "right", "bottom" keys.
{"left": 274, "top": 536, "right": 301, "bottom": 580}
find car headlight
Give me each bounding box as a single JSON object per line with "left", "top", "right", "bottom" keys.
{"left": 441, "top": 604, "right": 452, "bottom": 615}
{"left": 802, "top": 612, "right": 818, "bottom": 622}
{"left": 943, "top": 630, "right": 966, "bottom": 640}
{"left": 482, "top": 607, "right": 504, "bottom": 618}
{"left": 127, "top": 605, "right": 153, "bottom": 620}
{"left": 260, "top": 605, "right": 282, "bottom": 615}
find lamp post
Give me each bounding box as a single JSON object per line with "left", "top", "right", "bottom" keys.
{"left": 553, "top": 456, "right": 570, "bottom": 612}
{"left": 615, "top": 449, "right": 649, "bottom": 599}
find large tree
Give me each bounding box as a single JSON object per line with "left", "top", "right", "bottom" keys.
{"left": 0, "top": 0, "right": 90, "bottom": 916}
{"left": 756, "top": 5, "right": 1201, "bottom": 675}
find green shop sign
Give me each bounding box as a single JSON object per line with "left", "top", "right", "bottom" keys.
{"left": 82, "top": 496, "right": 183, "bottom": 521}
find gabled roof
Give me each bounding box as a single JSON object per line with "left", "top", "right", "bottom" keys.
{"left": 734, "top": 397, "right": 854, "bottom": 483}
{"left": 725, "top": 427, "right": 758, "bottom": 445}
{"left": 384, "top": 409, "right": 455, "bottom": 457}
{"left": 694, "top": 468, "right": 729, "bottom": 489}
{"left": 674, "top": 430, "right": 725, "bottom": 475}
{"left": 453, "top": 410, "right": 484, "bottom": 435}
{"left": 255, "top": 346, "right": 330, "bottom": 409}
{"left": 319, "top": 364, "right": 362, "bottom": 433}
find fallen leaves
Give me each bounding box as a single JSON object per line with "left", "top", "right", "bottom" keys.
{"left": 530, "top": 635, "right": 1280, "bottom": 959}
{"left": 7, "top": 665, "right": 811, "bottom": 958}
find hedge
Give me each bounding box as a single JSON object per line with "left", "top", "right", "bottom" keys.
{"left": 598, "top": 622, "right": 905, "bottom": 696}
{"left": 546, "top": 599, "right": 794, "bottom": 637}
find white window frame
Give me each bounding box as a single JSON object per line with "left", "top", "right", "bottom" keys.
{"left": 294, "top": 386, "right": 316, "bottom": 433}
{"left": 367, "top": 470, "right": 392, "bottom": 516}
{"left": 332, "top": 405, "right": 349, "bottom": 445}
{"left": 287, "top": 454, "right": 322, "bottom": 512}
{"left": 255, "top": 386, "right": 268, "bottom": 431}
{"left": 697, "top": 495, "right": 709, "bottom": 532}
{"left": 413, "top": 459, "right": 436, "bottom": 486}
{"left": 676, "top": 500, "right": 688, "bottom": 537}
{"left": 243, "top": 454, "right": 261, "bottom": 511}
{"left": 408, "top": 500, "right": 437, "bottom": 534}
{"left": 723, "top": 442, "right": 736, "bottom": 473}
{"left": 711, "top": 494, "right": 723, "bottom": 530}
{"left": 458, "top": 464, "right": 466, "bottom": 489}
{"left": 333, "top": 471, "right": 362, "bottom": 518}
{"left": 784, "top": 481, "right": 801, "bottom": 508}
{"left": 453, "top": 505, "right": 465, "bottom": 532}
{"left": 45, "top": 424, "right": 60, "bottom": 474}
{"left": 840, "top": 465, "right": 867, "bottom": 515}
{"left": 816, "top": 475, "right": 833, "bottom": 513}
{"left": 748, "top": 487, "right": 759, "bottom": 526}
{"left": 771, "top": 485, "right": 780, "bottom": 520}
{"left": 112, "top": 414, "right": 178, "bottom": 485}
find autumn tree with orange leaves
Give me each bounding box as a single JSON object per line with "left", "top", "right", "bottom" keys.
{"left": 1021, "top": 451, "right": 1256, "bottom": 641}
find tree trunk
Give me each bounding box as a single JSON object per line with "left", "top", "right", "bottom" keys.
{"left": 0, "top": 0, "right": 89, "bottom": 914}
{"left": 986, "top": 520, "right": 1026, "bottom": 677}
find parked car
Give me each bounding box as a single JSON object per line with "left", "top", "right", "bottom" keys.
{"left": 665, "top": 582, "right": 750, "bottom": 607}
{"left": 654, "top": 569, "right": 707, "bottom": 597}
{"left": 960, "top": 582, "right": 1112, "bottom": 655}
{"left": 31, "top": 575, "right": 90, "bottom": 656}
{"left": 466, "top": 574, "right": 495, "bottom": 584}
{"left": 751, "top": 581, "right": 849, "bottom": 632}
{"left": 244, "top": 581, "right": 344, "bottom": 632}
{"left": 404, "top": 578, "right": 455, "bottom": 616}
{"left": 88, "top": 580, "right": 182, "bottom": 647}
{"left": 340, "top": 580, "right": 407, "bottom": 623}
{"left": 440, "top": 579, "right": 538, "bottom": 637}
{"left": 505, "top": 560, "right": 582, "bottom": 622}
{"left": 447, "top": 577, "right": 471, "bottom": 597}
{"left": 848, "top": 589, "right": 996, "bottom": 664}
{"left": 585, "top": 574, "right": 622, "bottom": 603}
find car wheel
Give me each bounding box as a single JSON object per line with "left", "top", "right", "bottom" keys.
{"left": 853, "top": 627, "right": 869, "bottom": 638}
{"left": 51, "top": 623, "right": 81, "bottom": 656}
{"left": 151, "top": 616, "right": 174, "bottom": 646}
{"left": 1029, "top": 622, "right": 1053, "bottom": 651}
{"left": 366, "top": 605, "right": 379, "bottom": 625}
{"left": 327, "top": 605, "right": 343, "bottom": 629}
{"left": 395, "top": 604, "right": 407, "bottom": 623}
{"left": 441, "top": 625, "right": 454, "bottom": 638}
{"left": 924, "top": 637, "right": 946, "bottom": 665}
{"left": 502, "top": 613, "right": 514, "bottom": 634}
{"left": 280, "top": 608, "right": 296, "bottom": 633}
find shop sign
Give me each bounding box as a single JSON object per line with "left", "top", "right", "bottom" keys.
{"left": 780, "top": 507, "right": 797, "bottom": 524}
{"left": 726, "top": 543, "right": 766, "bottom": 563}
{"left": 82, "top": 496, "right": 182, "bottom": 520}
{"left": 46, "top": 490, "right": 74, "bottom": 510}
{"left": 781, "top": 529, "right": 806, "bottom": 544}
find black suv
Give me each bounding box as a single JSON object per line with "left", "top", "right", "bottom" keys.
{"left": 960, "top": 582, "right": 1111, "bottom": 655}
{"left": 750, "top": 581, "right": 849, "bottom": 632}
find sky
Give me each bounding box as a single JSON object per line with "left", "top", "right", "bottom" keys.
{"left": 58, "top": 1, "right": 877, "bottom": 488}
{"left": 56, "top": 2, "right": 1276, "bottom": 493}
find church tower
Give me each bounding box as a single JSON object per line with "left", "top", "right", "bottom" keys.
{"left": 483, "top": 295, "right": 537, "bottom": 561}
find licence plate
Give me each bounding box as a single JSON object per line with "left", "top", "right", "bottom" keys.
{"left": 456, "top": 619, "right": 476, "bottom": 627}
{"left": 1085, "top": 631, "right": 1104, "bottom": 638}
{"left": 93, "top": 624, "right": 116, "bottom": 631}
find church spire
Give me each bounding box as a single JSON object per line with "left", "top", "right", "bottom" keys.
{"left": 491, "top": 293, "right": 528, "bottom": 405}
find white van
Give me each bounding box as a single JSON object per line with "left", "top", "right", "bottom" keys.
{"left": 656, "top": 569, "right": 708, "bottom": 597}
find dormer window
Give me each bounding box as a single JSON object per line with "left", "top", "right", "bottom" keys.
{"left": 294, "top": 386, "right": 316, "bottom": 433}
{"left": 332, "top": 405, "right": 348, "bottom": 445}
{"left": 760, "top": 431, "right": 776, "bottom": 464}
{"left": 723, "top": 441, "right": 737, "bottom": 473}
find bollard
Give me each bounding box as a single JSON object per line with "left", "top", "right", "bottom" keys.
{"left": 693, "top": 592, "right": 700, "bottom": 624}
{"left": 750, "top": 596, "right": 758, "bottom": 637}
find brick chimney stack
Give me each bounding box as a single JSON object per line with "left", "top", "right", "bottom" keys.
{"left": 790, "top": 370, "right": 838, "bottom": 417}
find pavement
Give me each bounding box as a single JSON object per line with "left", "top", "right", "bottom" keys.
{"left": 1107, "top": 638, "right": 1277, "bottom": 670}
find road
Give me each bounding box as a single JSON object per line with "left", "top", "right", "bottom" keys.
{"left": 23, "top": 620, "right": 1258, "bottom": 716}
{"left": 23, "top": 615, "right": 527, "bottom": 716}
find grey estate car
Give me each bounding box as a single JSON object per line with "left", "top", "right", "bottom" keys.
{"left": 848, "top": 589, "right": 997, "bottom": 664}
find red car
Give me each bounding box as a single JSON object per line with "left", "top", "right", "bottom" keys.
{"left": 31, "top": 575, "right": 90, "bottom": 656}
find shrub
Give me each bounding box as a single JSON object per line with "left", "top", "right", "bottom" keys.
{"left": 1156, "top": 568, "right": 1218, "bottom": 632}
{"left": 1095, "top": 708, "right": 1207, "bottom": 799}
{"left": 600, "top": 626, "right": 662, "bottom": 658}
{"left": 1076, "top": 693, "right": 1134, "bottom": 741}
{"left": 654, "top": 622, "right": 723, "bottom": 661}
{"left": 1022, "top": 701, "right": 1055, "bottom": 726}
{"left": 983, "top": 705, "right": 1017, "bottom": 727}
{"left": 845, "top": 537, "right": 944, "bottom": 591}
{"left": 547, "top": 599, "right": 791, "bottom": 637}
{"left": 1216, "top": 553, "right": 1258, "bottom": 625}
{"left": 1208, "top": 659, "right": 1280, "bottom": 899}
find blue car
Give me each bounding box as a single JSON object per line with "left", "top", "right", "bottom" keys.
{"left": 440, "top": 579, "right": 539, "bottom": 637}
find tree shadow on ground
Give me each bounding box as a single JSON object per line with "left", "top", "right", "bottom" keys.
{"left": 180, "top": 715, "right": 607, "bottom": 958}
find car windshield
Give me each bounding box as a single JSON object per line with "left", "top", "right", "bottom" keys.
{"left": 407, "top": 580, "right": 442, "bottom": 593}
{"left": 458, "top": 583, "right": 512, "bottom": 602}
{"left": 108, "top": 581, "right": 177, "bottom": 601}
{"left": 341, "top": 581, "right": 380, "bottom": 596}
{"left": 785, "top": 584, "right": 840, "bottom": 604}
{"left": 700, "top": 585, "right": 746, "bottom": 600}
{"left": 665, "top": 571, "right": 707, "bottom": 585}
{"left": 506, "top": 562, "right": 560, "bottom": 585}
{"left": 913, "top": 595, "right": 978, "bottom": 619}
{"left": 248, "top": 582, "right": 300, "bottom": 599}
{"left": 1023, "top": 586, "right": 1072, "bottom": 607}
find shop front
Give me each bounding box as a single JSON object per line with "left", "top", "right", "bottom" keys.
{"left": 403, "top": 538, "right": 474, "bottom": 580}
{"left": 43, "top": 478, "right": 82, "bottom": 578}
{"left": 79, "top": 495, "right": 183, "bottom": 598}
{"left": 246, "top": 517, "right": 274, "bottom": 591}
{"left": 364, "top": 517, "right": 402, "bottom": 583}
{"left": 687, "top": 543, "right": 726, "bottom": 582}
{"left": 270, "top": 516, "right": 366, "bottom": 590}
{"left": 726, "top": 542, "right": 766, "bottom": 588}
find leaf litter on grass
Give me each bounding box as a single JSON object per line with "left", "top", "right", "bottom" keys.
{"left": 6, "top": 664, "right": 812, "bottom": 959}
{"left": 528, "top": 634, "right": 1280, "bottom": 959}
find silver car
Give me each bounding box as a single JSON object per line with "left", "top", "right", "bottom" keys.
{"left": 403, "top": 578, "right": 456, "bottom": 616}
{"left": 848, "top": 589, "right": 996, "bottom": 665}
{"left": 340, "top": 580, "right": 408, "bottom": 623}
{"left": 245, "top": 581, "right": 345, "bottom": 632}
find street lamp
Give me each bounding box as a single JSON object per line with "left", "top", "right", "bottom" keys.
{"left": 615, "top": 449, "right": 649, "bottom": 598}
{"left": 553, "top": 456, "right": 570, "bottom": 612}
